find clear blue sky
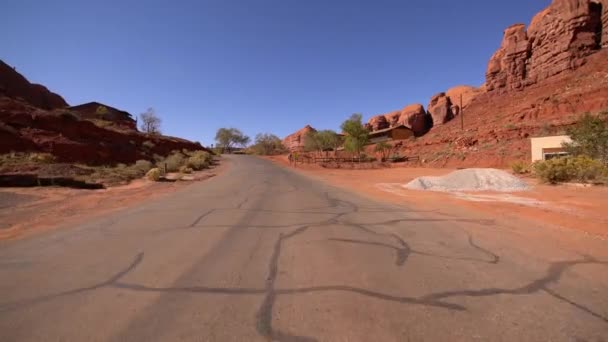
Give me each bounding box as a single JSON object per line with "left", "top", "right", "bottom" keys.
{"left": 1, "top": 0, "right": 548, "bottom": 145}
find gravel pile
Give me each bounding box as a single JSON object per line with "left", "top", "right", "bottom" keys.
{"left": 404, "top": 168, "right": 530, "bottom": 192}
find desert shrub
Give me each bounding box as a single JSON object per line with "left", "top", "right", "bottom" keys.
{"left": 161, "top": 152, "right": 186, "bottom": 172}
{"left": 142, "top": 140, "right": 156, "bottom": 149}
{"left": 133, "top": 160, "right": 153, "bottom": 175}
{"left": 511, "top": 161, "right": 531, "bottom": 174}
{"left": 28, "top": 153, "right": 56, "bottom": 164}
{"left": 179, "top": 165, "right": 193, "bottom": 174}
{"left": 146, "top": 168, "right": 161, "bottom": 181}
{"left": 185, "top": 151, "right": 212, "bottom": 170}
{"left": 533, "top": 155, "right": 608, "bottom": 184}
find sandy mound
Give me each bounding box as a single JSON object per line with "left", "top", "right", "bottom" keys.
{"left": 404, "top": 168, "right": 530, "bottom": 192}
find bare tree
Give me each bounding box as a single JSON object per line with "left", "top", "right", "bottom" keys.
{"left": 139, "top": 108, "right": 162, "bottom": 134}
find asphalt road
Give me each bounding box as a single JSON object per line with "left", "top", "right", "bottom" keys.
{"left": 1, "top": 156, "right": 607, "bottom": 341}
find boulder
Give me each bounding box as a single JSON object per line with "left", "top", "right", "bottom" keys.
{"left": 367, "top": 104, "right": 430, "bottom": 136}
{"left": 399, "top": 104, "right": 429, "bottom": 135}
{"left": 367, "top": 115, "right": 389, "bottom": 131}
{"left": 486, "top": 0, "right": 605, "bottom": 92}
{"left": 427, "top": 93, "right": 453, "bottom": 126}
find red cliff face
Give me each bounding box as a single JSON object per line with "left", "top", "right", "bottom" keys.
{"left": 0, "top": 61, "right": 68, "bottom": 110}
{"left": 486, "top": 0, "right": 606, "bottom": 92}
{"left": 0, "top": 60, "right": 209, "bottom": 165}
{"left": 283, "top": 125, "right": 317, "bottom": 152}
{"left": 367, "top": 104, "right": 429, "bottom": 135}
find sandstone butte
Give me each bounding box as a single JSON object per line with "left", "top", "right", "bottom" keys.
{"left": 284, "top": 0, "right": 608, "bottom": 166}
{"left": 0, "top": 60, "right": 209, "bottom": 165}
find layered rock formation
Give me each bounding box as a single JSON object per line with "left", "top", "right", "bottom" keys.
{"left": 486, "top": 0, "right": 606, "bottom": 91}
{"left": 0, "top": 61, "right": 68, "bottom": 110}
{"left": 0, "top": 60, "right": 208, "bottom": 164}
{"left": 283, "top": 125, "right": 316, "bottom": 151}
{"left": 366, "top": 104, "right": 430, "bottom": 136}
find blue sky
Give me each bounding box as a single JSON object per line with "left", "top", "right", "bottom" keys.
{"left": 1, "top": 0, "right": 548, "bottom": 145}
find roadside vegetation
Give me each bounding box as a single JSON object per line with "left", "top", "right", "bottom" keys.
{"left": 249, "top": 133, "right": 286, "bottom": 155}
{"left": 512, "top": 111, "right": 608, "bottom": 184}
{"left": 341, "top": 114, "right": 369, "bottom": 158}
{"left": 304, "top": 130, "right": 343, "bottom": 156}
{"left": 139, "top": 108, "right": 162, "bottom": 134}
{"left": 214, "top": 128, "right": 250, "bottom": 153}
{"left": 0, "top": 149, "right": 214, "bottom": 186}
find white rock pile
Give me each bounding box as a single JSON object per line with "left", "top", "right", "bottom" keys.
{"left": 405, "top": 168, "right": 530, "bottom": 192}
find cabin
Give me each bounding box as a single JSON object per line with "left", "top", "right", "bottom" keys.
{"left": 68, "top": 102, "right": 136, "bottom": 130}
{"left": 530, "top": 135, "right": 572, "bottom": 162}
{"left": 368, "top": 125, "right": 414, "bottom": 144}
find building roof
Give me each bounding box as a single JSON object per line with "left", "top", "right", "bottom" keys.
{"left": 368, "top": 124, "right": 412, "bottom": 137}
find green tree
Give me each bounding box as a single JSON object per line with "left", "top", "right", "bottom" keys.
{"left": 215, "top": 128, "right": 250, "bottom": 153}
{"left": 374, "top": 141, "right": 392, "bottom": 162}
{"left": 316, "top": 130, "right": 342, "bottom": 156}
{"left": 303, "top": 131, "right": 320, "bottom": 153}
{"left": 251, "top": 133, "right": 286, "bottom": 155}
{"left": 563, "top": 112, "right": 608, "bottom": 163}
{"left": 341, "top": 113, "right": 369, "bottom": 158}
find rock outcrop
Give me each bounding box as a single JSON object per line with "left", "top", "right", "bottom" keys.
{"left": 366, "top": 104, "right": 430, "bottom": 136}
{"left": 0, "top": 60, "right": 68, "bottom": 110}
{"left": 427, "top": 93, "right": 454, "bottom": 126}
{"left": 283, "top": 125, "right": 316, "bottom": 151}
{"left": 0, "top": 60, "right": 209, "bottom": 165}
{"left": 486, "top": 0, "right": 606, "bottom": 92}
{"left": 445, "top": 85, "right": 481, "bottom": 116}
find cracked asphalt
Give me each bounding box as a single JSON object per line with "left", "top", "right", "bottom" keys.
{"left": 0, "top": 155, "right": 607, "bottom": 341}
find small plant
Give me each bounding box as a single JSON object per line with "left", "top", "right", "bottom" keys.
{"left": 133, "top": 160, "right": 153, "bottom": 175}
{"left": 146, "top": 168, "right": 161, "bottom": 181}
{"left": 505, "top": 123, "right": 516, "bottom": 130}
{"left": 186, "top": 150, "right": 212, "bottom": 170}
{"left": 142, "top": 140, "right": 155, "bottom": 149}
{"left": 162, "top": 152, "right": 186, "bottom": 172}
{"left": 28, "top": 153, "right": 56, "bottom": 164}
{"left": 511, "top": 161, "right": 530, "bottom": 174}
{"left": 374, "top": 142, "right": 392, "bottom": 162}
{"left": 179, "top": 166, "right": 193, "bottom": 174}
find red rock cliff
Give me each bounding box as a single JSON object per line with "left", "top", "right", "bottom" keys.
{"left": 486, "top": 0, "right": 606, "bottom": 92}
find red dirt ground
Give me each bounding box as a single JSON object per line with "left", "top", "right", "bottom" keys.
{"left": 265, "top": 156, "right": 608, "bottom": 241}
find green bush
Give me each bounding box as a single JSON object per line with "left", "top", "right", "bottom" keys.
{"left": 146, "top": 168, "right": 161, "bottom": 181}
{"left": 511, "top": 161, "right": 531, "bottom": 174}
{"left": 533, "top": 155, "right": 608, "bottom": 184}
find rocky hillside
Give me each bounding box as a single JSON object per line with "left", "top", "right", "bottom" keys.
{"left": 0, "top": 61, "right": 209, "bottom": 165}
{"left": 283, "top": 125, "right": 317, "bottom": 151}
{"left": 364, "top": 0, "right": 608, "bottom": 167}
